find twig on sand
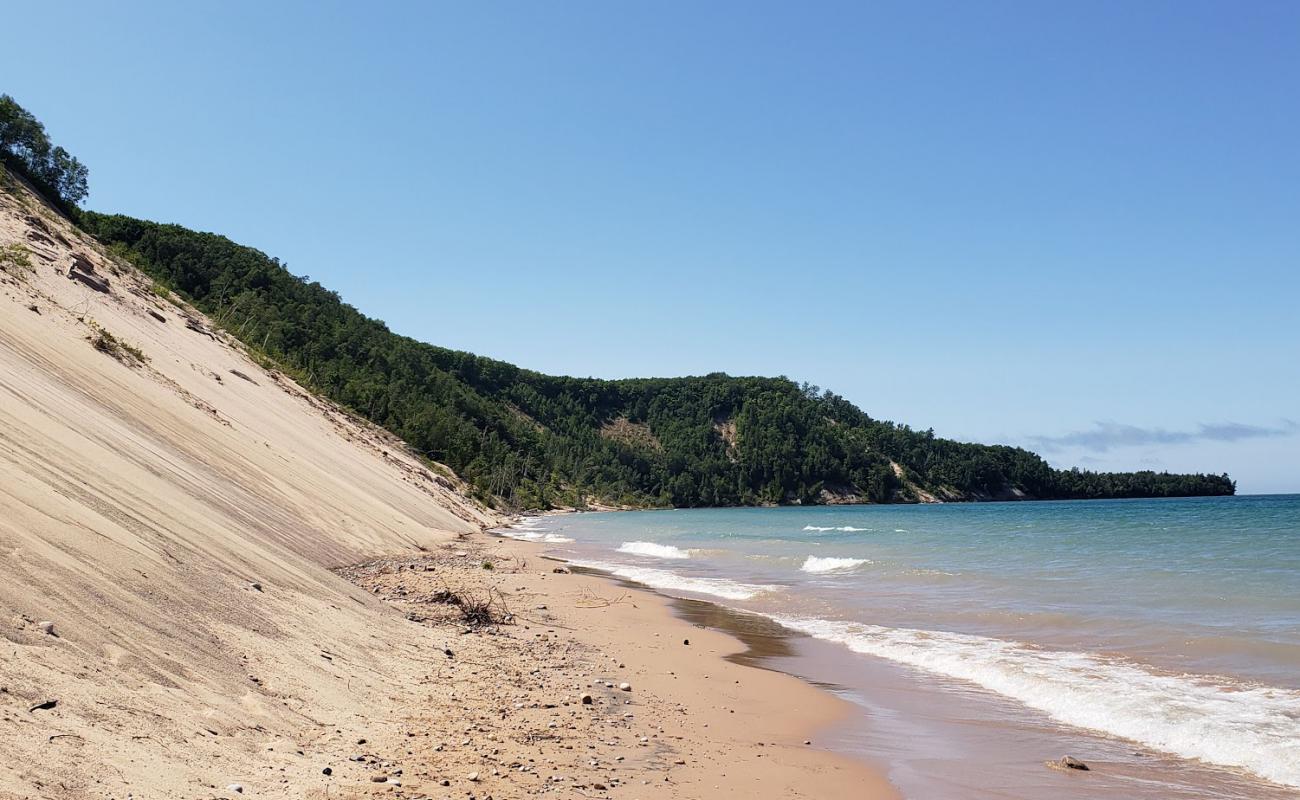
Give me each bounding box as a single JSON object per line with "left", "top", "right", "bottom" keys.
{"left": 47, "top": 733, "right": 84, "bottom": 743}
{"left": 573, "top": 588, "right": 631, "bottom": 608}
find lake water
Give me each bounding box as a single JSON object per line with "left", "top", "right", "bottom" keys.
{"left": 496, "top": 495, "right": 1300, "bottom": 798}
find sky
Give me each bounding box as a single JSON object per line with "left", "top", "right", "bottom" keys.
{"left": 3, "top": 1, "right": 1297, "bottom": 493}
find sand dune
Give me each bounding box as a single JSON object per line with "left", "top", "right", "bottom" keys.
{"left": 0, "top": 174, "right": 501, "bottom": 795}
{"left": 0, "top": 173, "right": 892, "bottom": 798}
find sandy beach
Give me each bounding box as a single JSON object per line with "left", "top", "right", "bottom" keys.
{"left": 0, "top": 172, "right": 893, "bottom": 798}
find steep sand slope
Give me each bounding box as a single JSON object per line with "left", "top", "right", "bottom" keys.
{"left": 0, "top": 172, "right": 502, "bottom": 796}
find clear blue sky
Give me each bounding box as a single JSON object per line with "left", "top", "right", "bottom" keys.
{"left": 4, "top": 1, "right": 1297, "bottom": 492}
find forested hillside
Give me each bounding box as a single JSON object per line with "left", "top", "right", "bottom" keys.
{"left": 3, "top": 92, "right": 1233, "bottom": 510}
{"left": 80, "top": 213, "right": 1235, "bottom": 510}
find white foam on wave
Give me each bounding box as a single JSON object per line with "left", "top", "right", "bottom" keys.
{"left": 803, "top": 525, "right": 873, "bottom": 532}
{"left": 766, "top": 614, "right": 1300, "bottom": 789}
{"left": 569, "top": 559, "right": 771, "bottom": 601}
{"left": 800, "top": 556, "right": 871, "bottom": 573}
{"left": 492, "top": 519, "right": 574, "bottom": 544}
{"left": 618, "top": 541, "right": 691, "bottom": 559}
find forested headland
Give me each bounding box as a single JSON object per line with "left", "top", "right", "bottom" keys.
{"left": 4, "top": 94, "right": 1236, "bottom": 510}
{"left": 78, "top": 215, "right": 1234, "bottom": 509}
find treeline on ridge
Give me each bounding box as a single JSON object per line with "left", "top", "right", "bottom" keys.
{"left": 1, "top": 92, "right": 1235, "bottom": 509}
{"left": 0, "top": 95, "right": 88, "bottom": 217}
{"left": 79, "top": 213, "right": 1235, "bottom": 509}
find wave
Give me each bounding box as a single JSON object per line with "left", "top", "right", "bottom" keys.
{"left": 568, "top": 559, "right": 771, "bottom": 601}
{"left": 617, "top": 541, "right": 691, "bottom": 559}
{"left": 767, "top": 614, "right": 1300, "bottom": 789}
{"left": 800, "top": 556, "right": 871, "bottom": 573}
{"left": 492, "top": 519, "right": 573, "bottom": 544}
{"left": 802, "top": 525, "right": 874, "bottom": 532}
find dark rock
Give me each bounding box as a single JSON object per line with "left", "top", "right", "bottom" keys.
{"left": 1051, "top": 755, "right": 1090, "bottom": 771}
{"left": 29, "top": 699, "right": 58, "bottom": 712}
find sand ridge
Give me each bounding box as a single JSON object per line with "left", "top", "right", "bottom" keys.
{"left": 0, "top": 172, "right": 894, "bottom": 798}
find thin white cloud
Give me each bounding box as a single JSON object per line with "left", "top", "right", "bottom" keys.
{"left": 1027, "top": 420, "right": 1299, "bottom": 453}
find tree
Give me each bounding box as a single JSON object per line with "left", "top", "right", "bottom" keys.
{"left": 0, "top": 94, "right": 89, "bottom": 209}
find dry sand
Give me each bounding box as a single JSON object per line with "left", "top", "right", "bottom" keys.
{"left": 0, "top": 170, "right": 895, "bottom": 799}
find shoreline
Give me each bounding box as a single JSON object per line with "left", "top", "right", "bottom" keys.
{"left": 344, "top": 528, "right": 900, "bottom": 798}
{"left": 506, "top": 508, "right": 1300, "bottom": 800}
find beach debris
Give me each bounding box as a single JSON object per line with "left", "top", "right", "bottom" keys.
{"left": 27, "top": 304, "right": 39, "bottom": 314}
{"left": 37, "top": 620, "right": 56, "bottom": 636}
{"left": 552, "top": 566, "right": 570, "bottom": 574}
{"left": 1049, "top": 755, "right": 1090, "bottom": 771}
{"left": 226, "top": 783, "right": 244, "bottom": 794}
{"left": 369, "top": 774, "right": 388, "bottom": 782}
{"left": 148, "top": 309, "right": 166, "bottom": 323}
{"left": 29, "top": 699, "right": 58, "bottom": 712}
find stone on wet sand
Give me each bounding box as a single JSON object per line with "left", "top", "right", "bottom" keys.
{"left": 1048, "top": 755, "right": 1090, "bottom": 771}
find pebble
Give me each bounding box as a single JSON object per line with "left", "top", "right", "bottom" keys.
{"left": 619, "top": 682, "right": 632, "bottom": 692}
{"left": 226, "top": 784, "right": 243, "bottom": 794}
{"left": 581, "top": 693, "right": 593, "bottom": 705}
{"left": 249, "top": 582, "right": 262, "bottom": 592}
{"left": 321, "top": 767, "right": 332, "bottom": 775}
{"left": 468, "top": 771, "right": 480, "bottom": 781}
{"left": 37, "top": 621, "right": 56, "bottom": 636}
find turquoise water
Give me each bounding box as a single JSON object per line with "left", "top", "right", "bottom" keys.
{"left": 500, "top": 495, "right": 1300, "bottom": 794}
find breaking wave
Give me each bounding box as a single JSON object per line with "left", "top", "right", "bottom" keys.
{"left": 766, "top": 614, "right": 1300, "bottom": 789}
{"left": 800, "top": 556, "right": 871, "bottom": 573}
{"left": 618, "top": 541, "right": 691, "bottom": 559}
{"left": 568, "top": 559, "right": 771, "bottom": 601}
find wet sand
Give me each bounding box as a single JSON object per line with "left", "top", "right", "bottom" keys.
{"left": 658, "top": 578, "right": 1298, "bottom": 800}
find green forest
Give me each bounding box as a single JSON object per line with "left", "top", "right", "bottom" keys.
{"left": 79, "top": 214, "right": 1234, "bottom": 509}
{"left": 4, "top": 94, "right": 1236, "bottom": 509}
